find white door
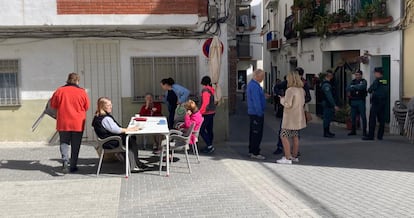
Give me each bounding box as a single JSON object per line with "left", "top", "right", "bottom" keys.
{"left": 75, "top": 40, "right": 121, "bottom": 141}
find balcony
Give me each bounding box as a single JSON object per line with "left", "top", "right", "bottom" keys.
{"left": 236, "top": 5, "right": 257, "bottom": 33}
{"left": 292, "top": 0, "right": 394, "bottom": 38}
{"left": 266, "top": 31, "right": 281, "bottom": 51}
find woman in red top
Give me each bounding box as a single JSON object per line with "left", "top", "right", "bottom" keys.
{"left": 139, "top": 93, "right": 162, "bottom": 116}
{"left": 50, "top": 73, "right": 90, "bottom": 174}
{"left": 139, "top": 93, "right": 163, "bottom": 153}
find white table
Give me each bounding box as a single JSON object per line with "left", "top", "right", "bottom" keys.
{"left": 125, "top": 116, "right": 170, "bottom": 178}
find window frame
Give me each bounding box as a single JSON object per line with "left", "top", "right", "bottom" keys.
{"left": 0, "top": 59, "right": 21, "bottom": 106}
{"left": 131, "top": 56, "right": 199, "bottom": 103}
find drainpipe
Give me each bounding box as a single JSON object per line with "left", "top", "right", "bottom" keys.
{"left": 400, "top": 0, "right": 405, "bottom": 100}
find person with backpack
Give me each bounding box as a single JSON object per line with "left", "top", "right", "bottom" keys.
{"left": 199, "top": 76, "right": 216, "bottom": 153}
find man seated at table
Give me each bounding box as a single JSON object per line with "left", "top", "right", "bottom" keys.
{"left": 139, "top": 93, "right": 164, "bottom": 154}
{"left": 92, "top": 97, "right": 148, "bottom": 172}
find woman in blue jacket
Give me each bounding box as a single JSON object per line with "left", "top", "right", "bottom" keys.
{"left": 160, "top": 77, "right": 190, "bottom": 128}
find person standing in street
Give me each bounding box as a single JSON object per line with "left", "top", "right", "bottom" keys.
{"left": 362, "top": 67, "right": 388, "bottom": 140}
{"left": 276, "top": 72, "right": 306, "bottom": 164}
{"left": 50, "top": 72, "right": 90, "bottom": 174}
{"left": 247, "top": 69, "right": 267, "bottom": 160}
{"left": 321, "top": 70, "right": 340, "bottom": 137}
{"left": 273, "top": 67, "right": 310, "bottom": 155}
{"left": 199, "top": 76, "right": 216, "bottom": 153}
{"left": 346, "top": 70, "right": 368, "bottom": 136}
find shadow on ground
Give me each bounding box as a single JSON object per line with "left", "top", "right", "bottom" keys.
{"left": 206, "top": 94, "right": 414, "bottom": 173}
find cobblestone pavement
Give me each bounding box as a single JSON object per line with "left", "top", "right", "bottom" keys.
{"left": 1, "top": 96, "right": 414, "bottom": 217}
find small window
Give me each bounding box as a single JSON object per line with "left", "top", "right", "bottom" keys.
{"left": 0, "top": 60, "right": 20, "bottom": 106}
{"left": 131, "top": 56, "right": 198, "bottom": 102}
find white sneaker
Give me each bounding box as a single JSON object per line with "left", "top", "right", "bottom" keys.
{"left": 291, "top": 157, "right": 299, "bottom": 162}
{"left": 250, "top": 154, "right": 266, "bottom": 160}
{"left": 276, "top": 156, "right": 292, "bottom": 164}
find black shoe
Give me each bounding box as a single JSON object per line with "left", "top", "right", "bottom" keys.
{"left": 69, "top": 167, "right": 79, "bottom": 173}
{"left": 362, "top": 136, "right": 374, "bottom": 140}
{"left": 297, "top": 151, "right": 301, "bottom": 157}
{"left": 201, "top": 146, "right": 215, "bottom": 154}
{"left": 138, "top": 162, "right": 149, "bottom": 169}
{"left": 377, "top": 137, "right": 383, "bottom": 140}
{"left": 348, "top": 131, "right": 356, "bottom": 136}
{"left": 273, "top": 147, "right": 283, "bottom": 155}
{"left": 62, "top": 162, "right": 69, "bottom": 174}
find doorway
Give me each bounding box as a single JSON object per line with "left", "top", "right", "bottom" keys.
{"left": 75, "top": 40, "right": 121, "bottom": 141}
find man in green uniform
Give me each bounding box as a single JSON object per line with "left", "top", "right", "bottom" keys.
{"left": 347, "top": 70, "right": 368, "bottom": 136}
{"left": 362, "top": 67, "right": 388, "bottom": 140}
{"left": 321, "top": 70, "right": 340, "bottom": 137}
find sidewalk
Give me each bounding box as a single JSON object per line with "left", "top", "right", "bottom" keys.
{"left": 0, "top": 95, "right": 414, "bottom": 217}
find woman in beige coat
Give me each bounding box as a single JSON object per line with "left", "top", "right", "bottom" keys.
{"left": 277, "top": 72, "right": 306, "bottom": 164}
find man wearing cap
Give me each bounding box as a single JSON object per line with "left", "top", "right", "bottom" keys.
{"left": 321, "top": 70, "right": 340, "bottom": 137}
{"left": 363, "top": 67, "right": 388, "bottom": 140}
{"left": 347, "top": 70, "right": 368, "bottom": 136}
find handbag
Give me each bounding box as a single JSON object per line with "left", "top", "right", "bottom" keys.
{"left": 305, "top": 111, "right": 312, "bottom": 123}
{"left": 174, "top": 104, "right": 186, "bottom": 122}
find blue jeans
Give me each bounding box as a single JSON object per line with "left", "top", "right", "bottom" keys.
{"left": 249, "top": 115, "right": 264, "bottom": 155}
{"left": 368, "top": 100, "right": 386, "bottom": 139}
{"left": 322, "top": 103, "right": 334, "bottom": 129}
{"left": 200, "top": 114, "right": 215, "bottom": 147}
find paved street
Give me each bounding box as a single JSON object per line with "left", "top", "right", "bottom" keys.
{"left": 1, "top": 96, "right": 414, "bottom": 217}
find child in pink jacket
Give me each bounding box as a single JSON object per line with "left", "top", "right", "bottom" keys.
{"left": 181, "top": 100, "right": 203, "bottom": 145}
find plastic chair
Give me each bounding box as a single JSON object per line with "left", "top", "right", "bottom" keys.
{"left": 95, "top": 135, "right": 126, "bottom": 176}
{"left": 174, "top": 119, "right": 203, "bottom": 163}
{"left": 159, "top": 123, "right": 195, "bottom": 174}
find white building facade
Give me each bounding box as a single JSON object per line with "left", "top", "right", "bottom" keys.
{"left": 263, "top": 0, "right": 403, "bottom": 123}
{"left": 0, "top": 0, "right": 230, "bottom": 142}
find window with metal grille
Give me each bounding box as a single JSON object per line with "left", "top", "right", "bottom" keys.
{"left": 0, "top": 60, "right": 20, "bottom": 106}
{"left": 131, "top": 56, "right": 198, "bottom": 102}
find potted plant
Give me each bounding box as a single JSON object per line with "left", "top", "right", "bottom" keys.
{"left": 334, "top": 105, "right": 351, "bottom": 128}
{"left": 337, "top": 9, "right": 352, "bottom": 29}
{"left": 327, "top": 13, "right": 341, "bottom": 32}
{"left": 354, "top": 10, "right": 368, "bottom": 27}
{"left": 371, "top": 0, "right": 393, "bottom": 25}
{"left": 314, "top": 14, "right": 329, "bottom": 37}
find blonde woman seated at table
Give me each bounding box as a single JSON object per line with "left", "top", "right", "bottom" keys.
{"left": 139, "top": 93, "right": 163, "bottom": 154}
{"left": 92, "top": 97, "right": 148, "bottom": 172}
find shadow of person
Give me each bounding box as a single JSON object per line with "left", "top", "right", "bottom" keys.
{"left": 0, "top": 159, "right": 62, "bottom": 177}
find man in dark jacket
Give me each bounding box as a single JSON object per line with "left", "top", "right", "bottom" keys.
{"left": 321, "top": 70, "right": 340, "bottom": 137}
{"left": 362, "top": 67, "right": 388, "bottom": 140}
{"left": 347, "top": 70, "right": 368, "bottom": 136}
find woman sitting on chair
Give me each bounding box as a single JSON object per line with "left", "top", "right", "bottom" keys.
{"left": 92, "top": 97, "right": 148, "bottom": 172}
{"left": 180, "top": 100, "right": 203, "bottom": 148}
{"left": 139, "top": 93, "right": 163, "bottom": 154}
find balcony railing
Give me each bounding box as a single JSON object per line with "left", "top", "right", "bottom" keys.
{"left": 291, "top": 0, "right": 393, "bottom": 38}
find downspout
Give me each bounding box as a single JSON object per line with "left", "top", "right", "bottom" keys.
{"left": 400, "top": 0, "right": 405, "bottom": 99}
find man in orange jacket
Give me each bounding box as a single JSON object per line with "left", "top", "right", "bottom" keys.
{"left": 51, "top": 73, "right": 90, "bottom": 173}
